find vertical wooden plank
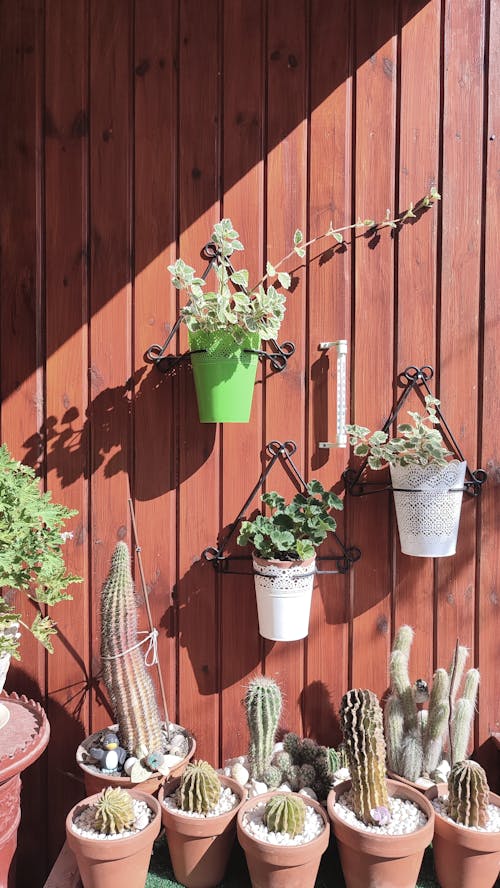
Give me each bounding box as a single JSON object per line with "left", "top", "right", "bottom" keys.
{"left": 393, "top": 0, "right": 440, "bottom": 682}
{"left": 44, "top": 0, "right": 90, "bottom": 863}
{"left": 436, "top": 0, "right": 485, "bottom": 679}
{"left": 219, "top": 0, "right": 265, "bottom": 763}
{"left": 350, "top": 1, "right": 397, "bottom": 696}
{"left": 89, "top": 0, "right": 133, "bottom": 732}
{"left": 306, "top": 0, "right": 352, "bottom": 744}
{"left": 264, "top": 0, "right": 307, "bottom": 735}
{"left": 177, "top": 0, "right": 220, "bottom": 765}
{"left": 133, "top": 0, "right": 178, "bottom": 730}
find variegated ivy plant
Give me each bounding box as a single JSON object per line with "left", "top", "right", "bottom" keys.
{"left": 0, "top": 443, "right": 82, "bottom": 659}
{"left": 346, "top": 396, "right": 454, "bottom": 470}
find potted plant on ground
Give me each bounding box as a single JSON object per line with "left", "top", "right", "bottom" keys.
{"left": 385, "top": 625, "right": 479, "bottom": 789}
{"left": 66, "top": 785, "right": 161, "bottom": 888}
{"left": 236, "top": 481, "right": 343, "bottom": 641}
{"left": 327, "top": 688, "right": 434, "bottom": 888}
{"left": 0, "top": 442, "right": 81, "bottom": 727}
{"left": 76, "top": 542, "right": 195, "bottom": 795}
{"left": 426, "top": 760, "right": 500, "bottom": 888}
{"left": 346, "top": 395, "right": 467, "bottom": 556}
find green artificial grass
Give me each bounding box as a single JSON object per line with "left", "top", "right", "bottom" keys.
{"left": 146, "top": 832, "right": 441, "bottom": 888}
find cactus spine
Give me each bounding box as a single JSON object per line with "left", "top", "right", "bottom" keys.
{"left": 447, "top": 760, "right": 489, "bottom": 828}
{"left": 179, "top": 760, "right": 221, "bottom": 814}
{"left": 245, "top": 676, "right": 282, "bottom": 780}
{"left": 94, "top": 787, "right": 135, "bottom": 835}
{"left": 340, "top": 689, "right": 389, "bottom": 825}
{"left": 101, "top": 542, "right": 163, "bottom": 758}
{"left": 264, "top": 794, "right": 306, "bottom": 838}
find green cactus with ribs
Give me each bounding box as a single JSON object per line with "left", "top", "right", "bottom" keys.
{"left": 179, "top": 760, "right": 221, "bottom": 814}
{"left": 340, "top": 688, "right": 390, "bottom": 825}
{"left": 447, "top": 760, "right": 489, "bottom": 828}
{"left": 264, "top": 794, "right": 307, "bottom": 838}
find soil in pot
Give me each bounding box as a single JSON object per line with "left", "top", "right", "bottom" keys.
{"left": 159, "top": 775, "right": 246, "bottom": 888}
{"left": 236, "top": 790, "right": 330, "bottom": 888}
{"left": 327, "top": 778, "right": 434, "bottom": 888}
{"left": 66, "top": 789, "right": 161, "bottom": 888}
{"left": 427, "top": 783, "right": 500, "bottom": 888}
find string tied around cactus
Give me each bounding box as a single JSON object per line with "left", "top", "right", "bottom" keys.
{"left": 101, "top": 627, "right": 159, "bottom": 666}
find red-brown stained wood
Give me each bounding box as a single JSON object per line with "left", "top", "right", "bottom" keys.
{"left": 44, "top": 0, "right": 90, "bottom": 862}
{"left": 176, "top": 0, "right": 220, "bottom": 765}
{"left": 350, "top": 1, "right": 397, "bottom": 696}
{"left": 264, "top": 0, "right": 307, "bottom": 736}
{"left": 88, "top": 0, "right": 133, "bottom": 734}
{"left": 219, "top": 0, "right": 265, "bottom": 763}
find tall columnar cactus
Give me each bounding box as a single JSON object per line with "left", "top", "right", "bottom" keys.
{"left": 245, "top": 676, "right": 282, "bottom": 780}
{"left": 179, "top": 760, "right": 221, "bottom": 814}
{"left": 447, "top": 760, "right": 489, "bottom": 828}
{"left": 101, "top": 542, "right": 164, "bottom": 758}
{"left": 94, "top": 787, "right": 136, "bottom": 835}
{"left": 385, "top": 626, "right": 480, "bottom": 780}
{"left": 340, "top": 689, "right": 389, "bottom": 825}
{"left": 264, "top": 794, "right": 306, "bottom": 838}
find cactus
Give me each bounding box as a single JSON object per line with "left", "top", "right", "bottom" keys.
{"left": 447, "top": 760, "right": 489, "bottom": 828}
{"left": 179, "top": 760, "right": 221, "bottom": 814}
{"left": 94, "top": 787, "right": 135, "bottom": 835}
{"left": 274, "top": 733, "right": 342, "bottom": 800}
{"left": 340, "top": 689, "right": 389, "bottom": 825}
{"left": 100, "top": 542, "right": 164, "bottom": 760}
{"left": 264, "top": 794, "right": 306, "bottom": 838}
{"left": 261, "top": 765, "right": 282, "bottom": 789}
{"left": 450, "top": 669, "right": 480, "bottom": 765}
{"left": 245, "top": 676, "right": 282, "bottom": 780}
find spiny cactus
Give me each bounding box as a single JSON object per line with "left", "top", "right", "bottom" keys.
{"left": 179, "top": 760, "right": 221, "bottom": 814}
{"left": 94, "top": 787, "right": 135, "bottom": 835}
{"left": 264, "top": 794, "right": 306, "bottom": 838}
{"left": 100, "top": 542, "right": 164, "bottom": 759}
{"left": 340, "top": 689, "right": 389, "bottom": 825}
{"left": 245, "top": 676, "right": 282, "bottom": 780}
{"left": 277, "top": 733, "right": 343, "bottom": 800}
{"left": 447, "top": 761, "right": 489, "bottom": 828}
{"left": 385, "top": 626, "right": 480, "bottom": 781}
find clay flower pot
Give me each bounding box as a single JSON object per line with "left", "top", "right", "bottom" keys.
{"left": 66, "top": 789, "right": 161, "bottom": 888}
{"left": 159, "top": 775, "right": 246, "bottom": 888}
{"left": 327, "top": 778, "right": 434, "bottom": 888}
{"left": 386, "top": 769, "right": 435, "bottom": 794}
{"left": 236, "top": 790, "right": 330, "bottom": 888}
{"left": 426, "top": 783, "right": 500, "bottom": 888}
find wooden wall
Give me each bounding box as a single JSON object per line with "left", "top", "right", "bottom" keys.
{"left": 0, "top": 1, "right": 498, "bottom": 883}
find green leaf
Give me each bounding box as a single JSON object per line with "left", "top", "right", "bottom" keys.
{"left": 354, "top": 443, "right": 369, "bottom": 456}
{"left": 296, "top": 539, "right": 315, "bottom": 561}
{"left": 294, "top": 246, "right": 306, "bottom": 258}
{"left": 294, "top": 229, "right": 303, "bottom": 245}
{"left": 307, "top": 480, "right": 325, "bottom": 495}
{"left": 333, "top": 231, "right": 343, "bottom": 243}
{"left": 266, "top": 261, "right": 276, "bottom": 277}
{"left": 277, "top": 272, "right": 291, "bottom": 289}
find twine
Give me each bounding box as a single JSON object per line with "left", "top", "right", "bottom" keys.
{"left": 101, "top": 628, "right": 159, "bottom": 667}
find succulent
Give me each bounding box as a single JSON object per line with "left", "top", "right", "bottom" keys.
{"left": 261, "top": 765, "right": 282, "bottom": 789}
{"left": 263, "top": 794, "right": 306, "bottom": 838}
{"left": 179, "top": 760, "right": 221, "bottom": 814}
{"left": 274, "top": 733, "right": 342, "bottom": 800}
{"left": 94, "top": 787, "right": 135, "bottom": 835}
{"left": 245, "top": 676, "right": 282, "bottom": 780}
{"left": 340, "top": 689, "right": 389, "bottom": 825}
{"left": 447, "top": 761, "right": 489, "bottom": 828}
{"left": 100, "top": 542, "right": 164, "bottom": 760}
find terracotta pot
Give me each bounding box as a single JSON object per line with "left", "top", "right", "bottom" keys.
{"left": 426, "top": 783, "right": 500, "bottom": 888}
{"left": 236, "top": 790, "right": 330, "bottom": 888}
{"left": 386, "top": 769, "right": 435, "bottom": 794}
{"left": 66, "top": 789, "right": 161, "bottom": 888}
{"left": 327, "top": 778, "right": 434, "bottom": 888}
{"left": 76, "top": 723, "right": 196, "bottom": 796}
{"left": 159, "top": 775, "right": 246, "bottom": 888}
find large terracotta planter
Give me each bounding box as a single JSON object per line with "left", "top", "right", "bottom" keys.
{"left": 236, "top": 790, "right": 330, "bottom": 888}
{"left": 76, "top": 723, "right": 195, "bottom": 796}
{"left": 327, "top": 778, "right": 434, "bottom": 888}
{"left": 159, "top": 775, "right": 246, "bottom": 888}
{"left": 66, "top": 789, "right": 161, "bottom": 888}
{"left": 426, "top": 783, "right": 500, "bottom": 888}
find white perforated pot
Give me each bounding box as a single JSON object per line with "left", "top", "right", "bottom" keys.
{"left": 252, "top": 555, "right": 315, "bottom": 642}
{"left": 389, "top": 460, "right": 467, "bottom": 557}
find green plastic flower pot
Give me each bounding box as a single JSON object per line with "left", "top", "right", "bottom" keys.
{"left": 188, "top": 330, "right": 260, "bottom": 423}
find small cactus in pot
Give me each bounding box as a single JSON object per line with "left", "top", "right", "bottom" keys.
{"left": 447, "top": 760, "right": 489, "bottom": 828}
{"left": 93, "top": 787, "right": 136, "bottom": 835}
{"left": 178, "top": 760, "right": 222, "bottom": 814}
{"left": 263, "top": 794, "right": 306, "bottom": 838}
{"left": 244, "top": 676, "right": 282, "bottom": 781}
{"left": 339, "top": 688, "right": 390, "bottom": 825}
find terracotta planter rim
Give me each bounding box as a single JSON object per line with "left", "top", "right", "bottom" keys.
{"left": 66, "top": 789, "right": 161, "bottom": 861}
{"left": 159, "top": 775, "right": 246, "bottom": 837}
{"left": 386, "top": 769, "right": 435, "bottom": 793}
{"left": 426, "top": 783, "right": 500, "bottom": 852}
{"left": 236, "top": 790, "right": 330, "bottom": 864}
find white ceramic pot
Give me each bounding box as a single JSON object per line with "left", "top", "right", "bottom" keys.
{"left": 390, "top": 460, "right": 467, "bottom": 557}
{"left": 0, "top": 621, "right": 20, "bottom": 729}
{"left": 252, "top": 555, "right": 316, "bottom": 642}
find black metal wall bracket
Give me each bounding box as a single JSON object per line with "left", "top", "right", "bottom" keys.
{"left": 146, "top": 241, "right": 296, "bottom": 374}
{"left": 202, "top": 439, "right": 361, "bottom": 575}
{"left": 343, "top": 365, "right": 487, "bottom": 498}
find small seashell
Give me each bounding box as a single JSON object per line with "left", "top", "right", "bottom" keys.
{"left": 123, "top": 757, "right": 138, "bottom": 776}
{"left": 299, "top": 787, "right": 318, "bottom": 801}
{"left": 231, "top": 763, "right": 249, "bottom": 786}
{"left": 166, "top": 733, "right": 189, "bottom": 758}
{"left": 129, "top": 761, "right": 153, "bottom": 783}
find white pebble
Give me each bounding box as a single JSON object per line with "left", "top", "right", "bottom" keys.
{"left": 334, "top": 790, "right": 427, "bottom": 835}
{"left": 431, "top": 794, "right": 500, "bottom": 832}
{"left": 231, "top": 763, "right": 249, "bottom": 786}
{"left": 161, "top": 785, "right": 240, "bottom": 818}
{"left": 299, "top": 787, "right": 318, "bottom": 802}
{"left": 248, "top": 780, "right": 268, "bottom": 798}
{"left": 277, "top": 784, "right": 292, "bottom": 793}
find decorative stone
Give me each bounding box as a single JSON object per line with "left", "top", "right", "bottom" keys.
{"left": 248, "top": 779, "right": 268, "bottom": 798}
{"left": 123, "top": 757, "right": 138, "bottom": 776}
{"left": 299, "top": 787, "right": 318, "bottom": 801}
{"left": 129, "top": 761, "right": 153, "bottom": 783}
{"left": 231, "top": 763, "right": 249, "bottom": 786}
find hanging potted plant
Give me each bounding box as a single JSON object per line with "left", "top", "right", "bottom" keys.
{"left": 327, "top": 688, "right": 434, "bottom": 888}
{"left": 0, "top": 442, "right": 81, "bottom": 728}
{"left": 426, "top": 760, "right": 500, "bottom": 888}
{"left": 159, "top": 758, "right": 246, "bottom": 888}
{"left": 346, "top": 395, "right": 467, "bottom": 557}
{"left": 236, "top": 481, "right": 343, "bottom": 641}
{"left": 66, "top": 786, "right": 161, "bottom": 888}
{"left": 76, "top": 542, "right": 195, "bottom": 795}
